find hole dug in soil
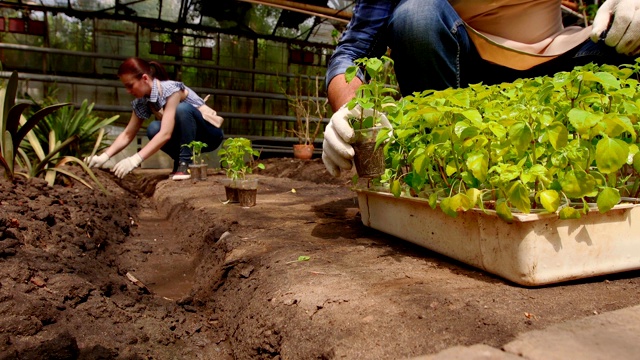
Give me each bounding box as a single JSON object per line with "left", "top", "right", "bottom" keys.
{"left": 1, "top": 159, "right": 640, "bottom": 359}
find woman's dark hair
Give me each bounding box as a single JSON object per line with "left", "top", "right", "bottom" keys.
{"left": 117, "top": 57, "right": 169, "bottom": 81}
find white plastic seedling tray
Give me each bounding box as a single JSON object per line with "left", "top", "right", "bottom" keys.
{"left": 355, "top": 189, "right": 640, "bottom": 286}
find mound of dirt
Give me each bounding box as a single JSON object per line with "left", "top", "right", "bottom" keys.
{"left": 1, "top": 161, "right": 640, "bottom": 359}
{"left": 257, "top": 157, "right": 354, "bottom": 185}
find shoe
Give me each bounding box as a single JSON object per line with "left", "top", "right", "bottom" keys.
{"left": 171, "top": 162, "right": 191, "bottom": 180}
{"left": 170, "top": 159, "right": 179, "bottom": 174}
{"left": 168, "top": 159, "right": 179, "bottom": 178}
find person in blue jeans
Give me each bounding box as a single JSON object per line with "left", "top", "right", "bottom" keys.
{"left": 322, "top": 0, "right": 640, "bottom": 177}
{"left": 84, "top": 57, "right": 224, "bottom": 180}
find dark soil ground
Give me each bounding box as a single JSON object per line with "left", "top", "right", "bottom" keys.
{"left": 1, "top": 157, "right": 640, "bottom": 360}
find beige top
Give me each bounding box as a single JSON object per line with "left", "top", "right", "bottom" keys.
{"left": 451, "top": 0, "right": 592, "bottom": 70}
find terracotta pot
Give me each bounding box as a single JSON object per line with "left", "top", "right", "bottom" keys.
{"left": 188, "top": 164, "right": 208, "bottom": 182}
{"left": 293, "top": 144, "right": 314, "bottom": 160}
{"left": 352, "top": 126, "right": 385, "bottom": 178}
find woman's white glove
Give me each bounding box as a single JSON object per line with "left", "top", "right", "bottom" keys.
{"left": 322, "top": 104, "right": 391, "bottom": 177}
{"left": 112, "top": 153, "right": 143, "bottom": 179}
{"left": 591, "top": 0, "right": 640, "bottom": 55}
{"left": 84, "top": 153, "right": 110, "bottom": 168}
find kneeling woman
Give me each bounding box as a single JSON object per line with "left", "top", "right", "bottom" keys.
{"left": 85, "top": 57, "right": 224, "bottom": 180}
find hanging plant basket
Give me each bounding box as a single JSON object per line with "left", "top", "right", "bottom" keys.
{"left": 150, "top": 41, "right": 164, "bottom": 55}
{"left": 8, "top": 18, "right": 25, "bottom": 33}
{"left": 27, "top": 20, "right": 46, "bottom": 36}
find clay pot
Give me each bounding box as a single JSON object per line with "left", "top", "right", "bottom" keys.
{"left": 293, "top": 144, "right": 314, "bottom": 160}
{"left": 188, "top": 164, "right": 208, "bottom": 182}
{"left": 352, "top": 126, "right": 385, "bottom": 178}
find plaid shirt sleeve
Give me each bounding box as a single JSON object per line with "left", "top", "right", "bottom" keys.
{"left": 326, "top": 0, "right": 396, "bottom": 88}
{"left": 131, "top": 98, "right": 151, "bottom": 120}
{"left": 157, "top": 81, "right": 205, "bottom": 108}
{"left": 134, "top": 81, "right": 205, "bottom": 120}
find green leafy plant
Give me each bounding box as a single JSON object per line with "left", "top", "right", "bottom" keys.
{"left": 331, "top": 29, "right": 341, "bottom": 46}
{"left": 382, "top": 59, "right": 640, "bottom": 222}
{"left": 344, "top": 55, "right": 398, "bottom": 130}
{"left": 286, "top": 255, "right": 311, "bottom": 264}
{"left": 218, "top": 137, "right": 265, "bottom": 181}
{"left": 23, "top": 91, "right": 119, "bottom": 160}
{"left": 18, "top": 120, "right": 108, "bottom": 192}
{"left": 575, "top": 0, "right": 601, "bottom": 26}
{"left": 182, "top": 140, "right": 208, "bottom": 164}
{"left": 0, "top": 71, "right": 70, "bottom": 180}
{"left": 16, "top": 92, "right": 118, "bottom": 189}
{"left": 0, "top": 71, "right": 109, "bottom": 192}
{"left": 344, "top": 56, "right": 399, "bottom": 180}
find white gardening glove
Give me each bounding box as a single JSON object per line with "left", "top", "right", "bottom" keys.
{"left": 84, "top": 152, "right": 110, "bottom": 168}
{"left": 591, "top": 0, "right": 640, "bottom": 55}
{"left": 322, "top": 104, "right": 391, "bottom": 177}
{"left": 112, "top": 153, "right": 143, "bottom": 179}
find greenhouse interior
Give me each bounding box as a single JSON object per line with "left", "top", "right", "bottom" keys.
{"left": 0, "top": 0, "right": 589, "bottom": 167}
{"left": 0, "top": 0, "right": 352, "bottom": 167}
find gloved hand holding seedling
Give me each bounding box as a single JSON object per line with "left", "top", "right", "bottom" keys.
{"left": 322, "top": 56, "right": 397, "bottom": 177}
{"left": 591, "top": 0, "right": 640, "bottom": 55}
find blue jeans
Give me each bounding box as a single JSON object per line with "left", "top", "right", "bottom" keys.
{"left": 147, "top": 103, "right": 224, "bottom": 168}
{"left": 390, "top": 0, "right": 634, "bottom": 95}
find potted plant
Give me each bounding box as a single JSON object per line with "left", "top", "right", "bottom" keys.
{"left": 182, "top": 140, "right": 208, "bottom": 181}
{"left": 283, "top": 75, "right": 327, "bottom": 160}
{"left": 218, "top": 137, "right": 265, "bottom": 207}
{"left": 344, "top": 56, "right": 398, "bottom": 178}
{"left": 354, "top": 59, "right": 640, "bottom": 286}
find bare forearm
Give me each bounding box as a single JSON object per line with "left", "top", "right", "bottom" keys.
{"left": 327, "top": 74, "right": 362, "bottom": 111}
